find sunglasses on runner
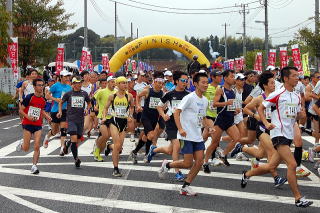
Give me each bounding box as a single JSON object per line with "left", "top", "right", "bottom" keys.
{"left": 36, "top": 84, "right": 44, "bottom": 87}
{"left": 179, "top": 78, "right": 188, "bottom": 83}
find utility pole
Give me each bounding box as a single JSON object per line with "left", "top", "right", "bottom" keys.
{"left": 84, "top": 0, "right": 88, "bottom": 48}
{"left": 315, "top": 0, "right": 319, "bottom": 71}
{"left": 264, "top": 0, "right": 269, "bottom": 70}
{"left": 6, "top": 0, "right": 13, "bottom": 37}
{"left": 222, "top": 23, "right": 229, "bottom": 60}
{"left": 114, "top": 1, "right": 117, "bottom": 54}
{"left": 136, "top": 27, "right": 139, "bottom": 60}
{"left": 130, "top": 22, "right": 133, "bottom": 40}
{"left": 240, "top": 4, "right": 248, "bottom": 57}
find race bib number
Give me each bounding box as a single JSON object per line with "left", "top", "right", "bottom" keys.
{"left": 107, "top": 107, "right": 113, "bottom": 116}
{"left": 285, "top": 103, "right": 298, "bottom": 119}
{"left": 265, "top": 107, "right": 272, "bottom": 120}
{"left": 149, "top": 97, "right": 161, "bottom": 109}
{"left": 209, "top": 100, "right": 217, "bottom": 111}
{"left": 227, "top": 100, "right": 236, "bottom": 111}
{"left": 114, "top": 106, "right": 128, "bottom": 118}
{"left": 28, "top": 106, "right": 41, "bottom": 120}
{"left": 171, "top": 100, "right": 181, "bottom": 113}
{"left": 71, "top": 96, "right": 84, "bottom": 108}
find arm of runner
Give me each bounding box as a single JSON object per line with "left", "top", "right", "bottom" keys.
{"left": 243, "top": 96, "right": 260, "bottom": 121}
{"left": 173, "top": 109, "right": 186, "bottom": 137}
{"left": 102, "top": 94, "right": 113, "bottom": 122}
{"left": 136, "top": 87, "right": 149, "bottom": 112}
{"left": 312, "top": 100, "right": 320, "bottom": 116}
{"left": 128, "top": 93, "right": 134, "bottom": 122}
{"left": 157, "top": 101, "right": 170, "bottom": 121}
{"left": 19, "top": 81, "right": 27, "bottom": 102}
{"left": 212, "top": 87, "right": 233, "bottom": 107}
{"left": 258, "top": 102, "right": 275, "bottom": 130}
{"left": 19, "top": 96, "right": 34, "bottom": 121}
{"left": 42, "top": 110, "right": 52, "bottom": 122}
{"left": 203, "top": 117, "right": 215, "bottom": 134}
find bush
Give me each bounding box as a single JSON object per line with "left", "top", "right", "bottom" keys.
{"left": 0, "top": 92, "right": 16, "bottom": 114}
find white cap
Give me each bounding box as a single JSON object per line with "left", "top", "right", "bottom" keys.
{"left": 60, "top": 70, "right": 72, "bottom": 76}
{"left": 235, "top": 73, "right": 245, "bottom": 80}
{"left": 164, "top": 70, "right": 173, "bottom": 76}
{"left": 266, "top": 65, "right": 276, "bottom": 71}
{"left": 107, "top": 76, "right": 115, "bottom": 82}
{"left": 199, "top": 70, "right": 207, "bottom": 74}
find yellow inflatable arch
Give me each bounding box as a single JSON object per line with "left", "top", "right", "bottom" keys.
{"left": 109, "top": 35, "right": 210, "bottom": 73}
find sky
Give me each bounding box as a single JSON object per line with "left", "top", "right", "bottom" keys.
{"left": 61, "top": 0, "right": 316, "bottom": 46}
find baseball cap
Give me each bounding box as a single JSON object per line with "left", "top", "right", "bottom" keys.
{"left": 235, "top": 73, "right": 246, "bottom": 80}
{"left": 107, "top": 76, "right": 115, "bottom": 82}
{"left": 139, "top": 71, "right": 146, "bottom": 76}
{"left": 199, "top": 70, "right": 207, "bottom": 74}
{"left": 210, "top": 70, "right": 223, "bottom": 77}
{"left": 116, "top": 76, "right": 127, "bottom": 84}
{"left": 60, "top": 70, "right": 72, "bottom": 76}
{"left": 266, "top": 65, "right": 276, "bottom": 71}
{"left": 72, "top": 76, "right": 83, "bottom": 83}
{"left": 164, "top": 70, "right": 173, "bottom": 76}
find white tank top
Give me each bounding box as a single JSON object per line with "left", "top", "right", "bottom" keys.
{"left": 24, "top": 81, "right": 35, "bottom": 97}
{"left": 81, "top": 83, "right": 92, "bottom": 96}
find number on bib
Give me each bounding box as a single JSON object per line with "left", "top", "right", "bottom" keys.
{"left": 28, "top": 106, "right": 41, "bottom": 120}
{"left": 71, "top": 96, "right": 84, "bottom": 108}
{"left": 114, "top": 106, "right": 128, "bottom": 118}
{"left": 227, "top": 100, "right": 236, "bottom": 111}
{"left": 149, "top": 97, "right": 161, "bottom": 109}
{"left": 284, "top": 103, "right": 298, "bottom": 119}
{"left": 265, "top": 107, "right": 272, "bottom": 120}
{"left": 171, "top": 100, "right": 181, "bottom": 113}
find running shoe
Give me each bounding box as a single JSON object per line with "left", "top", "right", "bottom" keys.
{"left": 30, "top": 165, "right": 39, "bottom": 175}
{"left": 274, "top": 177, "right": 287, "bottom": 188}
{"left": 147, "top": 145, "right": 157, "bottom": 162}
{"left": 143, "top": 156, "right": 149, "bottom": 163}
{"left": 203, "top": 163, "right": 211, "bottom": 174}
{"left": 130, "top": 151, "right": 138, "bottom": 164}
{"left": 295, "top": 196, "right": 313, "bottom": 208}
{"left": 308, "top": 147, "right": 315, "bottom": 163}
{"left": 174, "top": 171, "right": 186, "bottom": 182}
{"left": 105, "top": 143, "right": 111, "bottom": 157}
{"left": 216, "top": 147, "right": 224, "bottom": 157}
{"left": 42, "top": 135, "right": 49, "bottom": 148}
{"left": 158, "top": 159, "right": 169, "bottom": 179}
{"left": 219, "top": 156, "right": 230, "bottom": 166}
{"left": 296, "top": 167, "right": 311, "bottom": 178}
{"left": 130, "top": 134, "right": 135, "bottom": 142}
{"left": 16, "top": 139, "right": 23, "bottom": 152}
{"left": 231, "top": 143, "right": 243, "bottom": 157}
{"left": 75, "top": 158, "right": 81, "bottom": 168}
{"left": 241, "top": 170, "right": 249, "bottom": 188}
{"left": 112, "top": 169, "right": 123, "bottom": 177}
{"left": 93, "top": 148, "right": 104, "bottom": 162}
{"left": 250, "top": 158, "right": 259, "bottom": 169}
{"left": 314, "top": 161, "right": 320, "bottom": 170}
{"left": 209, "top": 158, "right": 224, "bottom": 167}
{"left": 236, "top": 152, "right": 249, "bottom": 161}
{"left": 180, "top": 186, "right": 197, "bottom": 196}
{"left": 63, "top": 140, "right": 70, "bottom": 155}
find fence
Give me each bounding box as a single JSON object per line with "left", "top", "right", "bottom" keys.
{"left": 0, "top": 68, "right": 20, "bottom": 96}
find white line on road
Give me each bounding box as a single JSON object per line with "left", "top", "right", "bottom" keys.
{"left": 0, "top": 117, "right": 19, "bottom": 124}
{"left": 1, "top": 193, "right": 59, "bottom": 213}
{"left": 0, "top": 166, "right": 319, "bottom": 207}
{"left": 0, "top": 139, "right": 22, "bottom": 157}
{"left": 0, "top": 186, "right": 215, "bottom": 213}
{"left": 2, "top": 124, "right": 20, "bottom": 130}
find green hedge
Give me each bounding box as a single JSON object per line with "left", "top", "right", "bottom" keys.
{"left": 0, "top": 92, "right": 16, "bottom": 114}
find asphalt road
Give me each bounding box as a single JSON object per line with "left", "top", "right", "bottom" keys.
{"left": 0, "top": 115, "right": 319, "bottom": 213}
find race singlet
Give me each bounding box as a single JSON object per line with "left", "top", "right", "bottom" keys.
{"left": 149, "top": 97, "right": 161, "bottom": 109}
{"left": 71, "top": 96, "right": 84, "bottom": 108}
{"left": 28, "top": 106, "right": 41, "bottom": 120}
{"left": 114, "top": 106, "right": 128, "bottom": 118}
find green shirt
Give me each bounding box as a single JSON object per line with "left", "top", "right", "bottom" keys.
{"left": 94, "top": 88, "right": 115, "bottom": 119}
{"left": 204, "top": 84, "right": 218, "bottom": 118}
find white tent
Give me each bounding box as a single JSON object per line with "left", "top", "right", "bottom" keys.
{"left": 47, "top": 62, "right": 78, "bottom": 69}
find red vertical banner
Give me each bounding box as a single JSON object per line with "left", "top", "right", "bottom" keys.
{"left": 254, "top": 52, "right": 263, "bottom": 73}
{"left": 291, "top": 44, "right": 303, "bottom": 74}
{"left": 86, "top": 51, "right": 93, "bottom": 72}
{"left": 101, "top": 53, "right": 109, "bottom": 71}
{"left": 279, "top": 47, "right": 288, "bottom": 69}
{"left": 234, "top": 58, "right": 241, "bottom": 71}
{"left": 55, "top": 43, "right": 64, "bottom": 75}
{"left": 79, "top": 47, "right": 88, "bottom": 72}
{"left": 229, "top": 59, "right": 234, "bottom": 70}
{"left": 131, "top": 60, "right": 136, "bottom": 71}
{"left": 268, "top": 49, "right": 276, "bottom": 67}
{"left": 7, "top": 37, "right": 19, "bottom": 79}
{"left": 240, "top": 56, "right": 245, "bottom": 70}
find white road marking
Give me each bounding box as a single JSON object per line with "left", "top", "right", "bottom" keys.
{"left": 0, "top": 186, "right": 215, "bottom": 213}
{"left": 0, "top": 139, "right": 22, "bottom": 157}
{"left": 1, "top": 193, "right": 59, "bottom": 213}
{"left": 0, "top": 117, "right": 19, "bottom": 124}
{"left": 2, "top": 124, "right": 20, "bottom": 130}
{"left": 0, "top": 166, "right": 319, "bottom": 207}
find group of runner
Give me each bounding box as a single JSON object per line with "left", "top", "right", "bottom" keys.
{"left": 15, "top": 64, "right": 319, "bottom": 208}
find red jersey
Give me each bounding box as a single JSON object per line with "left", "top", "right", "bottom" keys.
{"left": 22, "top": 94, "right": 46, "bottom": 126}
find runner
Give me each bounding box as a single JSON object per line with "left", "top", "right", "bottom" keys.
{"left": 147, "top": 71, "right": 189, "bottom": 181}
{"left": 43, "top": 70, "right": 72, "bottom": 154}
{"left": 102, "top": 76, "right": 134, "bottom": 176}
{"left": 19, "top": 69, "right": 38, "bottom": 101}
{"left": 158, "top": 72, "right": 213, "bottom": 196}
{"left": 93, "top": 76, "right": 116, "bottom": 161}
{"left": 204, "top": 70, "right": 240, "bottom": 167}
{"left": 130, "top": 71, "right": 164, "bottom": 164}
{"left": 240, "top": 67, "right": 313, "bottom": 208}
{"left": 16, "top": 78, "right": 51, "bottom": 174}
{"left": 59, "top": 76, "right": 91, "bottom": 168}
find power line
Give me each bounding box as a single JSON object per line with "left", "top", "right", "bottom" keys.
{"left": 108, "top": 0, "right": 263, "bottom": 15}
{"left": 125, "top": 0, "right": 261, "bottom": 11}
{"left": 271, "top": 17, "right": 314, "bottom": 35}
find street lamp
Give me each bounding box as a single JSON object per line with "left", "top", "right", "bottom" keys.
{"left": 219, "top": 44, "right": 226, "bottom": 60}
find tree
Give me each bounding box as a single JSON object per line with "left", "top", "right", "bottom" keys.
{"left": 245, "top": 49, "right": 262, "bottom": 70}
{"left": 13, "top": 0, "right": 76, "bottom": 69}
{"left": 0, "top": 1, "right": 10, "bottom": 65}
